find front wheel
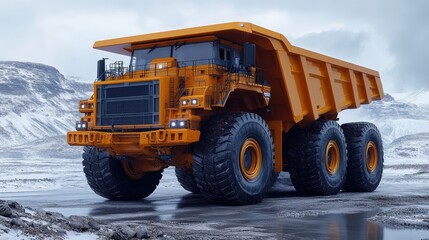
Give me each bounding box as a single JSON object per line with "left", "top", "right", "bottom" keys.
{"left": 175, "top": 167, "right": 200, "bottom": 194}
{"left": 82, "top": 147, "right": 162, "bottom": 200}
{"left": 193, "top": 113, "right": 277, "bottom": 205}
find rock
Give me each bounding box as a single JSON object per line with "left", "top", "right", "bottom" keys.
{"left": 67, "top": 215, "right": 90, "bottom": 231}
{"left": 119, "top": 224, "right": 136, "bottom": 238}
{"left": 10, "top": 212, "right": 19, "bottom": 219}
{"left": 88, "top": 218, "right": 100, "bottom": 231}
{"left": 50, "top": 225, "right": 67, "bottom": 235}
{"left": 0, "top": 203, "right": 13, "bottom": 217}
{"left": 34, "top": 209, "right": 47, "bottom": 218}
{"left": 11, "top": 218, "right": 27, "bottom": 227}
{"left": 112, "top": 224, "right": 136, "bottom": 239}
{"left": 46, "top": 211, "right": 66, "bottom": 220}
{"left": 135, "top": 225, "right": 150, "bottom": 239}
{"left": 157, "top": 231, "right": 164, "bottom": 237}
{"left": 6, "top": 201, "right": 25, "bottom": 213}
{"left": 98, "top": 228, "right": 115, "bottom": 239}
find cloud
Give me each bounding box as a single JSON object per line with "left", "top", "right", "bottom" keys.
{"left": 271, "top": 0, "right": 429, "bottom": 91}
{"left": 0, "top": 0, "right": 428, "bottom": 92}
{"left": 290, "top": 29, "right": 368, "bottom": 60}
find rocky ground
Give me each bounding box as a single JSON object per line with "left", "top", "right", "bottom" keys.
{"left": 370, "top": 207, "right": 429, "bottom": 230}
{"left": 0, "top": 198, "right": 274, "bottom": 240}
{"left": 0, "top": 200, "right": 157, "bottom": 240}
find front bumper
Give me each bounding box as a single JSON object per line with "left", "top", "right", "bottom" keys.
{"left": 67, "top": 129, "right": 200, "bottom": 154}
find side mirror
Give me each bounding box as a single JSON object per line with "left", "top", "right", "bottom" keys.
{"left": 97, "top": 58, "right": 107, "bottom": 81}
{"left": 243, "top": 43, "right": 256, "bottom": 67}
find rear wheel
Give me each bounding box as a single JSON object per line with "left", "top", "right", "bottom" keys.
{"left": 82, "top": 147, "right": 162, "bottom": 200}
{"left": 193, "top": 113, "right": 276, "bottom": 205}
{"left": 341, "top": 122, "right": 383, "bottom": 192}
{"left": 287, "top": 120, "right": 347, "bottom": 195}
{"left": 175, "top": 167, "right": 200, "bottom": 194}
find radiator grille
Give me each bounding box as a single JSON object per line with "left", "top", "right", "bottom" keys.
{"left": 96, "top": 80, "right": 159, "bottom": 126}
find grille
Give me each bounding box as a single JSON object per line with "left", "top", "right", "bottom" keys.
{"left": 96, "top": 80, "right": 159, "bottom": 126}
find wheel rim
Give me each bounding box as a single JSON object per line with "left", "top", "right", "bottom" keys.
{"left": 122, "top": 161, "right": 145, "bottom": 180}
{"left": 325, "top": 140, "right": 340, "bottom": 175}
{"left": 366, "top": 141, "right": 378, "bottom": 173}
{"left": 239, "top": 138, "right": 262, "bottom": 181}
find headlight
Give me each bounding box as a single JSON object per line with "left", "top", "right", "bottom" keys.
{"left": 179, "top": 120, "right": 185, "bottom": 127}
{"left": 182, "top": 100, "right": 188, "bottom": 106}
{"left": 191, "top": 99, "right": 198, "bottom": 105}
{"left": 170, "top": 120, "right": 189, "bottom": 128}
{"left": 76, "top": 121, "right": 88, "bottom": 131}
{"left": 80, "top": 104, "right": 85, "bottom": 109}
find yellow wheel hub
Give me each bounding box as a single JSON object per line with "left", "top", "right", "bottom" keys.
{"left": 366, "top": 141, "right": 378, "bottom": 173}
{"left": 239, "top": 138, "right": 262, "bottom": 181}
{"left": 122, "top": 161, "right": 146, "bottom": 180}
{"left": 325, "top": 140, "right": 340, "bottom": 175}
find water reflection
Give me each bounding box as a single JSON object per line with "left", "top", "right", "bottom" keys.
{"left": 271, "top": 210, "right": 383, "bottom": 239}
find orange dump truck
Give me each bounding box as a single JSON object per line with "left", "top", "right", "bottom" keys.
{"left": 67, "top": 22, "right": 384, "bottom": 204}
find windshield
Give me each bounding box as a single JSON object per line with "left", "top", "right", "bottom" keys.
{"left": 132, "top": 42, "right": 214, "bottom": 70}
{"left": 174, "top": 42, "right": 213, "bottom": 62}
{"left": 133, "top": 46, "right": 170, "bottom": 69}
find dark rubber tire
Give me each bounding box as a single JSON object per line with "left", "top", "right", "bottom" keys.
{"left": 82, "top": 146, "right": 162, "bottom": 200}
{"left": 192, "top": 112, "right": 277, "bottom": 205}
{"left": 175, "top": 167, "right": 200, "bottom": 194}
{"left": 341, "top": 122, "right": 383, "bottom": 192}
{"left": 287, "top": 120, "right": 347, "bottom": 195}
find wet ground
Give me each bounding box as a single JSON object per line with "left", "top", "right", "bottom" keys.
{"left": 1, "top": 155, "right": 429, "bottom": 240}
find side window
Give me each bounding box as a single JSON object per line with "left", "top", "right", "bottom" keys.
{"left": 219, "top": 48, "right": 225, "bottom": 60}
{"left": 226, "top": 50, "right": 231, "bottom": 61}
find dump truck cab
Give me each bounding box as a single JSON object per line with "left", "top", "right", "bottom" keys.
{"left": 68, "top": 22, "right": 384, "bottom": 205}
{"left": 69, "top": 31, "right": 271, "bottom": 166}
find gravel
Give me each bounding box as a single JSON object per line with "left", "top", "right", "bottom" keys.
{"left": 369, "top": 207, "right": 429, "bottom": 229}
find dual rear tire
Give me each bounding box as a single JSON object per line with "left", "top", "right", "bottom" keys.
{"left": 342, "top": 122, "right": 383, "bottom": 192}
{"left": 286, "top": 121, "right": 383, "bottom": 195}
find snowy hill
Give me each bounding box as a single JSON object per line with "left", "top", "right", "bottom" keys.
{"left": 390, "top": 89, "right": 429, "bottom": 106}
{"left": 385, "top": 133, "right": 429, "bottom": 159}
{"left": 0, "top": 61, "right": 92, "bottom": 147}
{"left": 339, "top": 93, "right": 429, "bottom": 145}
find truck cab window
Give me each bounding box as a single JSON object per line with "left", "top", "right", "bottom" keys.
{"left": 226, "top": 50, "right": 231, "bottom": 61}
{"left": 174, "top": 42, "right": 213, "bottom": 63}
{"left": 219, "top": 48, "right": 225, "bottom": 60}
{"left": 133, "top": 46, "right": 171, "bottom": 70}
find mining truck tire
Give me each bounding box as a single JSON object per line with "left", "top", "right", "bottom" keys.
{"left": 192, "top": 112, "right": 277, "bottom": 205}
{"left": 175, "top": 167, "right": 200, "bottom": 194}
{"left": 82, "top": 146, "right": 162, "bottom": 200}
{"left": 341, "top": 122, "right": 383, "bottom": 192}
{"left": 288, "top": 120, "right": 347, "bottom": 195}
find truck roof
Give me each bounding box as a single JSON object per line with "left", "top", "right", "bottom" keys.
{"left": 93, "top": 22, "right": 379, "bottom": 76}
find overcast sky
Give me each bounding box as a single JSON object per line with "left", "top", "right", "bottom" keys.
{"left": 1, "top": 0, "right": 428, "bottom": 92}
